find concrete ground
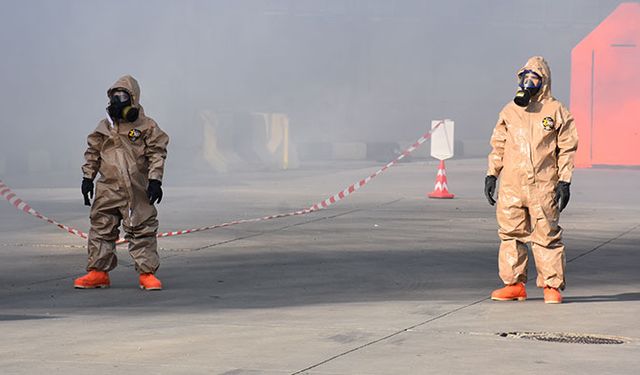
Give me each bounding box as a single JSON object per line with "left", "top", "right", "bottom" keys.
{"left": 1, "top": 158, "right": 639, "bottom": 374}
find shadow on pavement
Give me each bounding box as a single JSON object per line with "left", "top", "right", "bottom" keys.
{"left": 1, "top": 248, "right": 498, "bottom": 313}
{"left": 2, "top": 244, "right": 639, "bottom": 314}
{"left": 563, "top": 292, "right": 640, "bottom": 303}
{"left": 0, "top": 314, "right": 60, "bottom": 321}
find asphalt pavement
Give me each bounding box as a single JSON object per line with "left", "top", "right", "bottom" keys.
{"left": 1, "top": 158, "right": 639, "bottom": 374}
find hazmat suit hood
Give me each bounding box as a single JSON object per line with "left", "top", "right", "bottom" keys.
{"left": 516, "top": 56, "right": 553, "bottom": 103}
{"left": 108, "top": 74, "right": 141, "bottom": 107}
{"left": 107, "top": 75, "right": 146, "bottom": 122}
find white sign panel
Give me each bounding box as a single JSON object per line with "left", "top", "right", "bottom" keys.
{"left": 430, "top": 119, "right": 454, "bottom": 160}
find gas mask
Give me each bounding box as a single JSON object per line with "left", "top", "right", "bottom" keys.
{"left": 107, "top": 90, "right": 139, "bottom": 122}
{"left": 514, "top": 70, "right": 542, "bottom": 107}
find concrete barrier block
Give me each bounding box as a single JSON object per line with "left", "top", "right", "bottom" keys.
{"left": 297, "top": 142, "right": 333, "bottom": 161}
{"left": 399, "top": 140, "right": 431, "bottom": 159}
{"left": 366, "top": 142, "right": 401, "bottom": 162}
{"left": 332, "top": 142, "right": 367, "bottom": 160}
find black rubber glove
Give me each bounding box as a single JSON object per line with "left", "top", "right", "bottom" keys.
{"left": 555, "top": 181, "right": 571, "bottom": 212}
{"left": 484, "top": 175, "right": 497, "bottom": 206}
{"left": 147, "top": 179, "right": 163, "bottom": 205}
{"left": 81, "top": 178, "right": 94, "bottom": 206}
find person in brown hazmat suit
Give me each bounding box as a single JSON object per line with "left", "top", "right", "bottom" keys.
{"left": 484, "top": 56, "right": 578, "bottom": 304}
{"left": 74, "top": 75, "right": 169, "bottom": 290}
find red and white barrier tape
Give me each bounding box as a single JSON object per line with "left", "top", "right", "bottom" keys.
{"left": 0, "top": 182, "right": 89, "bottom": 240}
{"left": 1, "top": 122, "right": 441, "bottom": 244}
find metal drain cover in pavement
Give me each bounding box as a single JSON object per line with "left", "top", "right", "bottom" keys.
{"left": 497, "top": 332, "right": 626, "bottom": 345}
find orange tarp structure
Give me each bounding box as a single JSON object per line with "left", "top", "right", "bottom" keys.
{"left": 570, "top": 2, "right": 640, "bottom": 167}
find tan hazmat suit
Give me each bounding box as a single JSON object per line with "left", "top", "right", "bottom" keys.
{"left": 487, "top": 56, "right": 578, "bottom": 290}
{"left": 82, "top": 75, "right": 169, "bottom": 274}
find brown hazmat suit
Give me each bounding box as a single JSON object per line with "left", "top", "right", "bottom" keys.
{"left": 487, "top": 56, "right": 578, "bottom": 290}
{"left": 82, "top": 75, "right": 169, "bottom": 274}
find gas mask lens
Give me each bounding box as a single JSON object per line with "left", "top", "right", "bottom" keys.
{"left": 110, "top": 90, "right": 130, "bottom": 104}
{"left": 518, "top": 70, "right": 542, "bottom": 90}
{"left": 514, "top": 70, "right": 542, "bottom": 107}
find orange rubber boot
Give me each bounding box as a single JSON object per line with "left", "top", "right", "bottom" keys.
{"left": 491, "top": 282, "right": 527, "bottom": 301}
{"left": 544, "top": 287, "right": 562, "bottom": 304}
{"left": 74, "top": 270, "right": 110, "bottom": 289}
{"left": 139, "top": 273, "right": 162, "bottom": 290}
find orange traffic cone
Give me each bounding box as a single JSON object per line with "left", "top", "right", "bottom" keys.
{"left": 428, "top": 160, "right": 455, "bottom": 199}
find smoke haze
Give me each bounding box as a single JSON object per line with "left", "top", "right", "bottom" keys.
{"left": 0, "top": 0, "right": 629, "bottom": 185}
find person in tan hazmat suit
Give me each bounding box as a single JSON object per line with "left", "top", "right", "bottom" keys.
{"left": 74, "top": 75, "right": 169, "bottom": 290}
{"left": 484, "top": 56, "right": 578, "bottom": 304}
